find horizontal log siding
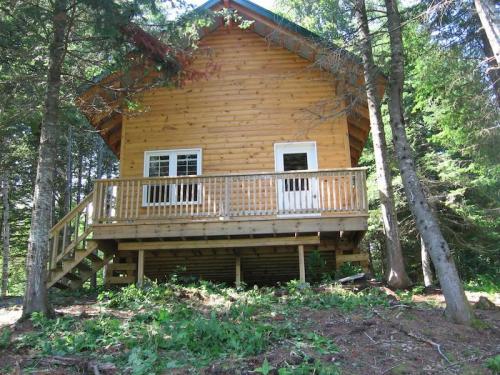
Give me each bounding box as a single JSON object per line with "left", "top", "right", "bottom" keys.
{"left": 120, "top": 26, "right": 351, "bottom": 178}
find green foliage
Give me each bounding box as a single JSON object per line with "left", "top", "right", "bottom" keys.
{"left": 335, "top": 262, "right": 363, "bottom": 279}
{"left": 254, "top": 358, "right": 274, "bottom": 375}
{"left": 97, "top": 282, "right": 174, "bottom": 309}
{"left": 485, "top": 354, "right": 500, "bottom": 374}
{"left": 0, "top": 327, "right": 11, "bottom": 349}
{"left": 274, "top": 0, "right": 354, "bottom": 45}
{"left": 304, "top": 332, "right": 339, "bottom": 354}
{"left": 273, "top": 0, "right": 500, "bottom": 287}
{"left": 402, "top": 22, "right": 500, "bottom": 282}
{"left": 12, "top": 282, "right": 391, "bottom": 372}
{"left": 485, "top": 355, "right": 500, "bottom": 374}
{"left": 464, "top": 275, "right": 500, "bottom": 294}
{"left": 127, "top": 347, "right": 159, "bottom": 375}
{"left": 278, "top": 360, "right": 340, "bottom": 375}
{"left": 306, "top": 250, "right": 328, "bottom": 282}
{"left": 284, "top": 282, "right": 389, "bottom": 312}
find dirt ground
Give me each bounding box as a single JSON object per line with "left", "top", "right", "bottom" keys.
{"left": 0, "top": 290, "right": 499, "bottom": 375}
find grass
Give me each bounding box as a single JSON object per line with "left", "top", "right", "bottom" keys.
{"left": 2, "top": 280, "right": 392, "bottom": 374}
{"left": 464, "top": 274, "right": 500, "bottom": 295}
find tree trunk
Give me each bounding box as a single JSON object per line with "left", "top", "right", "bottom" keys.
{"left": 420, "top": 236, "right": 434, "bottom": 287}
{"left": 76, "top": 149, "right": 83, "bottom": 204}
{"left": 354, "top": 0, "right": 411, "bottom": 289}
{"left": 64, "top": 124, "right": 73, "bottom": 215}
{"left": 475, "top": 0, "right": 500, "bottom": 65}
{"left": 384, "top": 0, "right": 473, "bottom": 324}
{"left": 22, "top": 0, "right": 68, "bottom": 319}
{"left": 479, "top": 30, "right": 500, "bottom": 106}
{"left": 1, "top": 176, "right": 10, "bottom": 297}
{"left": 90, "top": 141, "right": 103, "bottom": 289}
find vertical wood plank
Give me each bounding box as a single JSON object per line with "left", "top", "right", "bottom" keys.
{"left": 235, "top": 256, "right": 241, "bottom": 288}
{"left": 298, "top": 244, "right": 305, "bottom": 283}
{"left": 137, "top": 250, "right": 145, "bottom": 287}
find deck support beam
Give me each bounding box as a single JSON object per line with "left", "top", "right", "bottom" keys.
{"left": 118, "top": 235, "right": 320, "bottom": 251}
{"left": 235, "top": 256, "right": 241, "bottom": 288}
{"left": 137, "top": 250, "right": 145, "bottom": 287}
{"left": 298, "top": 245, "right": 305, "bottom": 283}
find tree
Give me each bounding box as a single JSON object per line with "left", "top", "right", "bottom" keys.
{"left": 353, "top": 0, "right": 410, "bottom": 289}
{"left": 420, "top": 236, "right": 433, "bottom": 287}
{"left": 384, "top": 0, "right": 473, "bottom": 324}
{"left": 1, "top": 175, "right": 10, "bottom": 297}
{"left": 420, "top": 0, "right": 500, "bottom": 106}
{"left": 16, "top": 0, "right": 206, "bottom": 316}
{"left": 474, "top": 0, "right": 500, "bottom": 65}
{"left": 23, "top": 0, "right": 69, "bottom": 317}
{"left": 402, "top": 20, "right": 499, "bottom": 282}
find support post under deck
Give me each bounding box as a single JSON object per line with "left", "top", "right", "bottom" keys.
{"left": 137, "top": 250, "right": 144, "bottom": 287}
{"left": 235, "top": 256, "right": 241, "bottom": 288}
{"left": 298, "top": 245, "right": 305, "bottom": 283}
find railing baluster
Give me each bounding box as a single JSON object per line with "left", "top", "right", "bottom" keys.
{"left": 263, "top": 177, "right": 267, "bottom": 214}
{"left": 240, "top": 177, "right": 244, "bottom": 216}
{"left": 125, "top": 180, "right": 129, "bottom": 220}
{"left": 214, "top": 177, "right": 218, "bottom": 217}
{"left": 350, "top": 172, "right": 355, "bottom": 211}
{"left": 344, "top": 172, "right": 349, "bottom": 211}
{"left": 329, "top": 174, "right": 334, "bottom": 211}
{"left": 271, "top": 176, "right": 275, "bottom": 215}
{"left": 83, "top": 169, "right": 367, "bottom": 223}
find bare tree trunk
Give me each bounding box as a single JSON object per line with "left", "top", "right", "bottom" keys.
{"left": 420, "top": 236, "right": 433, "bottom": 287}
{"left": 64, "top": 124, "right": 73, "bottom": 215}
{"left": 475, "top": 0, "right": 500, "bottom": 65}
{"left": 1, "top": 176, "right": 10, "bottom": 297}
{"left": 384, "top": 0, "right": 473, "bottom": 324}
{"left": 76, "top": 149, "right": 83, "bottom": 204}
{"left": 354, "top": 0, "right": 410, "bottom": 289}
{"left": 22, "top": 0, "right": 68, "bottom": 319}
{"left": 479, "top": 31, "right": 500, "bottom": 106}
{"left": 90, "top": 141, "right": 104, "bottom": 289}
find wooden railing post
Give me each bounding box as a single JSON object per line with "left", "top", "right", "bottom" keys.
{"left": 224, "top": 176, "right": 231, "bottom": 218}
{"left": 84, "top": 169, "right": 368, "bottom": 222}
{"left": 50, "top": 233, "right": 59, "bottom": 270}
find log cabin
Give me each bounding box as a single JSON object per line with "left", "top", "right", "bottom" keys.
{"left": 47, "top": 0, "right": 375, "bottom": 290}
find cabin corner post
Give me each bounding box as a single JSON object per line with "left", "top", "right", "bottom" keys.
{"left": 137, "top": 250, "right": 145, "bottom": 287}
{"left": 298, "top": 245, "right": 305, "bottom": 283}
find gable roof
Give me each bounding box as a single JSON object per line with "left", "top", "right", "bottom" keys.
{"left": 77, "top": 0, "right": 372, "bottom": 165}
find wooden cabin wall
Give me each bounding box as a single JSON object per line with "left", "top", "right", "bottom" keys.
{"left": 120, "top": 26, "right": 352, "bottom": 178}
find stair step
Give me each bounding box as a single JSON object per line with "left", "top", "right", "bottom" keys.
{"left": 87, "top": 253, "right": 103, "bottom": 263}
{"left": 76, "top": 262, "right": 93, "bottom": 273}
{"left": 62, "top": 255, "right": 75, "bottom": 262}
{"left": 64, "top": 272, "right": 82, "bottom": 281}
{"left": 54, "top": 281, "right": 70, "bottom": 289}
{"left": 50, "top": 263, "right": 62, "bottom": 271}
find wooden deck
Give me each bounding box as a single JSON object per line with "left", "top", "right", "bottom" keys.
{"left": 47, "top": 169, "right": 369, "bottom": 288}
{"left": 92, "top": 168, "right": 368, "bottom": 223}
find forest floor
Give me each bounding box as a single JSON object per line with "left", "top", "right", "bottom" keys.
{"left": 0, "top": 281, "right": 499, "bottom": 375}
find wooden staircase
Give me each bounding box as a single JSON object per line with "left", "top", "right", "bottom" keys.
{"left": 47, "top": 192, "right": 117, "bottom": 290}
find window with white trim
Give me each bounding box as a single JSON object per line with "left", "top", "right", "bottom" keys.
{"left": 143, "top": 149, "right": 201, "bottom": 205}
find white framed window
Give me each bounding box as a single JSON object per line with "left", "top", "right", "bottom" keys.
{"left": 143, "top": 148, "right": 202, "bottom": 206}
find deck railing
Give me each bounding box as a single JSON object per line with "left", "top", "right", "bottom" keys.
{"left": 92, "top": 168, "right": 367, "bottom": 223}
{"left": 48, "top": 193, "right": 94, "bottom": 271}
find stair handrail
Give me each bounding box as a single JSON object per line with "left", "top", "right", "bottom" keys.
{"left": 49, "top": 192, "right": 94, "bottom": 235}
{"left": 48, "top": 192, "right": 94, "bottom": 271}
